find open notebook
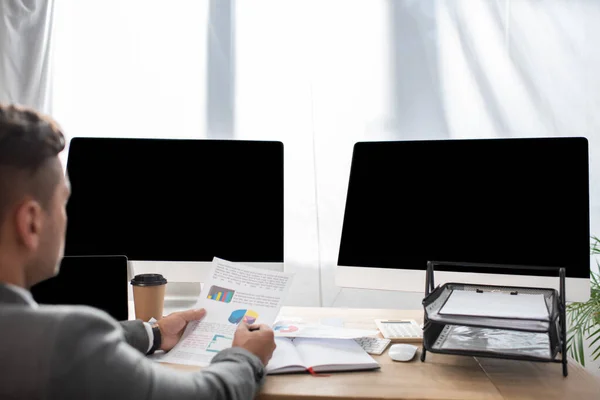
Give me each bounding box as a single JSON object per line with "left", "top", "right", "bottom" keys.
{"left": 266, "top": 337, "right": 380, "bottom": 375}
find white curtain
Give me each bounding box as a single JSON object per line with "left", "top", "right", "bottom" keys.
{"left": 235, "top": 0, "right": 600, "bottom": 307}
{"left": 0, "top": 0, "right": 54, "bottom": 112}
{"left": 42, "top": 0, "right": 600, "bottom": 312}
{"left": 51, "top": 0, "right": 210, "bottom": 165}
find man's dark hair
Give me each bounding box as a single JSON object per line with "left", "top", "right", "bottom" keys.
{"left": 0, "top": 104, "right": 66, "bottom": 225}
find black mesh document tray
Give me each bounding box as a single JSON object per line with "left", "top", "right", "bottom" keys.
{"left": 421, "top": 261, "right": 568, "bottom": 376}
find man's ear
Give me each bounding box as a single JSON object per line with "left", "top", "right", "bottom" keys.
{"left": 14, "top": 198, "right": 44, "bottom": 251}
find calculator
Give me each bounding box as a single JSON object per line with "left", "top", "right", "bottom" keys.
{"left": 374, "top": 319, "right": 423, "bottom": 342}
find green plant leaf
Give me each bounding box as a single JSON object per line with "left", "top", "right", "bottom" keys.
{"left": 587, "top": 327, "right": 600, "bottom": 345}
{"left": 592, "top": 345, "right": 600, "bottom": 360}
{"left": 565, "top": 236, "right": 600, "bottom": 368}
{"left": 578, "top": 326, "right": 586, "bottom": 366}
{"left": 567, "top": 333, "right": 579, "bottom": 361}
{"left": 586, "top": 328, "right": 600, "bottom": 362}
{"left": 591, "top": 236, "right": 600, "bottom": 255}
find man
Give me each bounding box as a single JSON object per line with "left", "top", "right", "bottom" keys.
{"left": 0, "top": 104, "right": 276, "bottom": 399}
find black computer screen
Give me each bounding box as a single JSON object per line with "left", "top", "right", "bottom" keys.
{"left": 338, "top": 138, "right": 590, "bottom": 277}
{"left": 30, "top": 256, "right": 129, "bottom": 320}
{"left": 64, "top": 138, "right": 284, "bottom": 262}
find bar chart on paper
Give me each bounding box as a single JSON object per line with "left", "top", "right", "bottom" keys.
{"left": 207, "top": 285, "right": 235, "bottom": 303}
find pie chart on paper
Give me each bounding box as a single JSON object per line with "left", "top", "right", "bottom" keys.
{"left": 228, "top": 309, "right": 259, "bottom": 324}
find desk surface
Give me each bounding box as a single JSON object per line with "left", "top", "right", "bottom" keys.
{"left": 164, "top": 307, "right": 600, "bottom": 400}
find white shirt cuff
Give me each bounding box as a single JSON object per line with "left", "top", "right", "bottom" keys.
{"left": 143, "top": 322, "right": 154, "bottom": 353}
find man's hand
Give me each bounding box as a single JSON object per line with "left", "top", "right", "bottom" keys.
{"left": 154, "top": 308, "right": 206, "bottom": 352}
{"left": 232, "top": 323, "right": 276, "bottom": 366}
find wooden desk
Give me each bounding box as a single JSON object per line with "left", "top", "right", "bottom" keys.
{"left": 166, "top": 307, "right": 600, "bottom": 400}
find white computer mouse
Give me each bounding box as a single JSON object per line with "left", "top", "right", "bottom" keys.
{"left": 388, "top": 343, "right": 418, "bottom": 362}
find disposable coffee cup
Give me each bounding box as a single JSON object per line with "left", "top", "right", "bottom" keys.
{"left": 131, "top": 274, "right": 167, "bottom": 322}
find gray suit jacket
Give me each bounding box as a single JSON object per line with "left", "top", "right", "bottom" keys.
{"left": 0, "top": 284, "right": 265, "bottom": 399}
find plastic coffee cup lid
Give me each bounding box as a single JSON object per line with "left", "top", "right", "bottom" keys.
{"left": 130, "top": 273, "right": 167, "bottom": 287}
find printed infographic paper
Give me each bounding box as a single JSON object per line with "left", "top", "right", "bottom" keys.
{"left": 158, "top": 257, "right": 294, "bottom": 366}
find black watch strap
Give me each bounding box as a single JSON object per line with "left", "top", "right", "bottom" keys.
{"left": 148, "top": 325, "right": 162, "bottom": 355}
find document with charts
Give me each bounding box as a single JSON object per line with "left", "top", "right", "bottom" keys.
{"left": 157, "top": 257, "right": 294, "bottom": 366}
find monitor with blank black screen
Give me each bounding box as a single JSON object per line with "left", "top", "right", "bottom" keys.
{"left": 64, "top": 138, "right": 283, "bottom": 282}
{"left": 336, "top": 138, "right": 590, "bottom": 302}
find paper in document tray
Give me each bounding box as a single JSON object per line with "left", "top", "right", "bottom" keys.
{"left": 439, "top": 290, "right": 550, "bottom": 321}
{"left": 424, "top": 283, "right": 556, "bottom": 332}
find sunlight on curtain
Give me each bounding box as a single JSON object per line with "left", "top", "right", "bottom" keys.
{"left": 235, "top": 0, "right": 600, "bottom": 307}
{"left": 50, "top": 0, "right": 600, "bottom": 308}
{"left": 235, "top": 0, "right": 392, "bottom": 251}
{"left": 438, "top": 0, "right": 600, "bottom": 243}
{"left": 235, "top": 0, "right": 393, "bottom": 305}
{"left": 52, "top": 0, "right": 209, "bottom": 165}
{"left": 439, "top": 1, "right": 598, "bottom": 138}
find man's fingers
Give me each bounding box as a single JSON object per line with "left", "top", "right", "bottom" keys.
{"left": 237, "top": 323, "right": 272, "bottom": 332}
{"left": 236, "top": 322, "right": 250, "bottom": 331}
{"left": 247, "top": 323, "right": 272, "bottom": 333}
{"left": 177, "top": 308, "right": 207, "bottom": 322}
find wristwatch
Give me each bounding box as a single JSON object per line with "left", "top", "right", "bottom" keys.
{"left": 148, "top": 325, "right": 162, "bottom": 355}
